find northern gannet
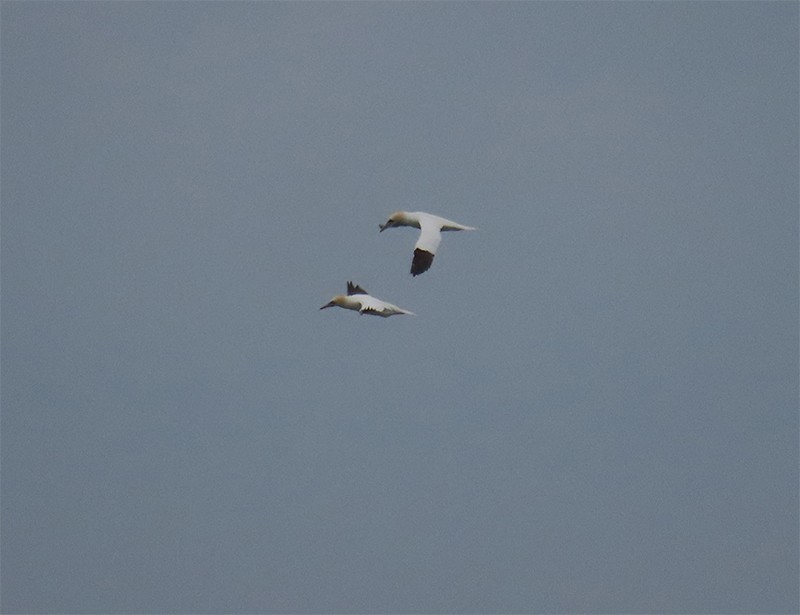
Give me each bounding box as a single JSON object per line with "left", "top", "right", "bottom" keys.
{"left": 378, "top": 211, "right": 476, "bottom": 276}
{"left": 320, "top": 281, "right": 415, "bottom": 317}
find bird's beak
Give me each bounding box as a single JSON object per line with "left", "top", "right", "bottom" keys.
{"left": 320, "top": 301, "right": 335, "bottom": 310}
{"left": 378, "top": 222, "right": 389, "bottom": 232}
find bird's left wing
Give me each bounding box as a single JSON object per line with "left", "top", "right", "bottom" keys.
{"left": 357, "top": 295, "right": 393, "bottom": 317}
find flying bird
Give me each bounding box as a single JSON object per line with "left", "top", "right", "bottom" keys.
{"left": 320, "top": 281, "right": 415, "bottom": 317}
{"left": 378, "top": 211, "right": 476, "bottom": 276}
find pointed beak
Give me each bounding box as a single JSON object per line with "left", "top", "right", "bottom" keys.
{"left": 320, "top": 301, "right": 335, "bottom": 310}
{"left": 379, "top": 222, "right": 389, "bottom": 232}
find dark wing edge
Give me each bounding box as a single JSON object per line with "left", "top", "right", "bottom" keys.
{"left": 410, "top": 249, "right": 435, "bottom": 276}
{"left": 347, "top": 281, "right": 368, "bottom": 295}
{"left": 360, "top": 307, "right": 391, "bottom": 317}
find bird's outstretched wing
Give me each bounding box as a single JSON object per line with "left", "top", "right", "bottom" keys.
{"left": 347, "top": 281, "right": 368, "bottom": 295}
{"left": 357, "top": 295, "right": 414, "bottom": 317}
{"left": 411, "top": 220, "right": 442, "bottom": 276}
{"left": 414, "top": 221, "right": 443, "bottom": 255}
{"left": 411, "top": 249, "right": 434, "bottom": 276}
{"left": 357, "top": 296, "right": 392, "bottom": 317}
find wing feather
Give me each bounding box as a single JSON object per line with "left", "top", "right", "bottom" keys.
{"left": 411, "top": 249, "right": 434, "bottom": 276}
{"left": 347, "top": 281, "right": 368, "bottom": 295}
{"left": 409, "top": 219, "right": 442, "bottom": 276}
{"left": 414, "top": 222, "right": 442, "bottom": 255}
{"left": 357, "top": 295, "right": 412, "bottom": 317}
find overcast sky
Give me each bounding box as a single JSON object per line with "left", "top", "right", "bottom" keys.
{"left": 2, "top": 2, "right": 798, "bottom": 614}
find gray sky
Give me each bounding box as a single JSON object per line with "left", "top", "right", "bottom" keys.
{"left": 2, "top": 2, "right": 797, "bottom": 613}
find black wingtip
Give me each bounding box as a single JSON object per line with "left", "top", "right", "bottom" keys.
{"left": 410, "top": 249, "right": 434, "bottom": 276}
{"left": 346, "top": 281, "right": 368, "bottom": 295}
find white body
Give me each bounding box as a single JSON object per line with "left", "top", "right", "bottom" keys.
{"left": 379, "top": 211, "right": 476, "bottom": 276}
{"left": 320, "top": 282, "right": 414, "bottom": 317}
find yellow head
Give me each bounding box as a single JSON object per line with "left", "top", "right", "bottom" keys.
{"left": 378, "top": 210, "right": 408, "bottom": 232}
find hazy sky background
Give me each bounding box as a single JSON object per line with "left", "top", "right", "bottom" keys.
{"left": 2, "top": 3, "right": 797, "bottom": 613}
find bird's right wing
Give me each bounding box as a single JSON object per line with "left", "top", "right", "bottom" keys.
{"left": 410, "top": 220, "right": 442, "bottom": 276}
{"left": 414, "top": 221, "right": 442, "bottom": 255}
{"left": 347, "top": 281, "right": 368, "bottom": 296}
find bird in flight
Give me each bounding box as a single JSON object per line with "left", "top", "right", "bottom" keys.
{"left": 379, "top": 211, "right": 476, "bottom": 276}
{"left": 320, "top": 281, "right": 415, "bottom": 317}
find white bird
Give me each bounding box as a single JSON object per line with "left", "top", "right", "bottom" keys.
{"left": 320, "top": 281, "right": 415, "bottom": 317}
{"left": 379, "top": 211, "right": 476, "bottom": 276}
